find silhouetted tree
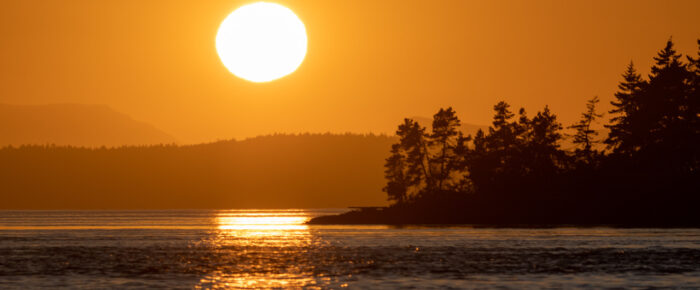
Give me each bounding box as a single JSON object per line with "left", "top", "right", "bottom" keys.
{"left": 383, "top": 143, "right": 409, "bottom": 203}
{"left": 637, "top": 40, "right": 697, "bottom": 174}
{"left": 391, "top": 119, "right": 432, "bottom": 198}
{"left": 486, "top": 102, "right": 524, "bottom": 177}
{"left": 464, "top": 102, "right": 520, "bottom": 193}
{"left": 606, "top": 62, "right": 645, "bottom": 155}
{"left": 466, "top": 129, "right": 493, "bottom": 192}
{"left": 569, "top": 96, "right": 603, "bottom": 164}
{"left": 488, "top": 101, "right": 518, "bottom": 153}
{"left": 452, "top": 131, "right": 473, "bottom": 192}
{"left": 525, "top": 106, "right": 564, "bottom": 176}
{"left": 428, "top": 107, "right": 462, "bottom": 190}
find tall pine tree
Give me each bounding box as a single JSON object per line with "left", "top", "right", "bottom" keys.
{"left": 429, "top": 107, "right": 461, "bottom": 191}
{"left": 605, "top": 62, "right": 645, "bottom": 155}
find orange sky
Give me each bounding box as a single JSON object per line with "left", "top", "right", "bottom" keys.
{"left": 1, "top": 0, "right": 699, "bottom": 143}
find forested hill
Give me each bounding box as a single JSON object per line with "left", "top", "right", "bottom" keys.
{"left": 0, "top": 133, "right": 395, "bottom": 209}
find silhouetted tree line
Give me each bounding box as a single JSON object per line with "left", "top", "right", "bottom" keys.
{"left": 380, "top": 39, "right": 700, "bottom": 225}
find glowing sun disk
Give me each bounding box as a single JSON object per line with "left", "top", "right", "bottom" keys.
{"left": 216, "top": 2, "right": 307, "bottom": 82}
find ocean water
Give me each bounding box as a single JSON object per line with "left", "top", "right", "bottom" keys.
{"left": 1, "top": 209, "right": 699, "bottom": 289}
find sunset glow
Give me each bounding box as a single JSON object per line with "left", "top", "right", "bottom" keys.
{"left": 1, "top": 0, "right": 699, "bottom": 288}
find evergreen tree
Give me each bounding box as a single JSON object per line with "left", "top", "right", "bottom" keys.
{"left": 383, "top": 143, "right": 409, "bottom": 203}
{"left": 396, "top": 118, "right": 431, "bottom": 195}
{"left": 516, "top": 108, "right": 530, "bottom": 144}
{"left": 484, "top": 102, "right": 522, "bottom": 176}
{"left": 466, "top": 129, "right": 494, "bottom": 192}
{"left": 646, "top": 40, "right": 688, "bottom": 141}
{"left": 452, "top": 131, "right": 473, "bottom": 192}
{"left": 428, "top": 107, "right": 461, "bottom": 190}
{"left": 488, "top": 101, "right": 517, "bottom": 153}
{"left": 464, "top": 102, "right": 523, "bottom": 193}
{"left": 569, "top": 96, "right": 603, "bottom": 164}
{"left": 606, "top": 39, "right": 697, "bottom": 173}
{"left": 642, "top": 39, "right": 696, "bottom": 173}
{"left": 523, "top": 106, "right": 564, "bottom": 176}
{"left": 605, "top": 62, "right": 645, "bottom": 155}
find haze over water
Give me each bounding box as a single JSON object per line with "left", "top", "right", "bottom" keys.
{"left": 1, "top": 209, "right": 699, "bottom": 289}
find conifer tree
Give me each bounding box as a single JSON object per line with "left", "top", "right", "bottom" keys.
{"left": 395, "top": 118, "right": 432, "bottom": 196}
{"left": 429, "top": 107, "right": 461, "bottom": 190}
{"left": 489, "top": 102, "right": 517, "bottom": 153}
{"left": 640, "top": 39, "right": 697, "bottom": 174}
{"left": 452, "top": 131, "right": 473, "bottom": 192}
{"left": 480, "top": 102, "right": 519, "bottom": 176}
{"left": 569, "top": 96, "right": 603, "bottom": 164}
{"left": 464, "top": 102, "right": 523, "bottom": 193}
{"left": 524, "top": 106, "right": 564, "bottom": 175}
{"left": 606, "top": 62, "right": 645, "bottom": 155}
{"left": 606, "top": 39, "right": 697, "bottom": 173}
{"left": 465, "top": 129, "right": 492, "bottom": 192}
{"left": 646, "top": 40, "right": 688, "bottom": 144}
{"left": 383, "top": 143, "right": 409, "bottom": 203}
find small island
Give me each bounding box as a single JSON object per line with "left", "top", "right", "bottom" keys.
{"left": 310, "top": 40, "right": 700, "bottom": 226}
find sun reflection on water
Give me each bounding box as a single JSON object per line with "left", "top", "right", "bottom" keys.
{"left": 213, "top": 211, "right": 312, "bottom": 245}
{"left": 195, "top": 210, "right": 320, "bottom": 289}
{"left": 217, "top": 216, "right": 309, "bottom": 231}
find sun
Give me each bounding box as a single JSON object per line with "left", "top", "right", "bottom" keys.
{"left": 216, "top": 2, "right": 307, "bottom": 83}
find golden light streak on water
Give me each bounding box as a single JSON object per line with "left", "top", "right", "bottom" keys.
{"left": 216, "top": 216, "right": 309, "bottom": 231}
{"left": 197, "top": 210, "right": 317, "bottom": 288}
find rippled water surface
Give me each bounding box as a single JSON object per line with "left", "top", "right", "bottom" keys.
{"left": 1, "top": 209, "right": 699, "bottom": 289}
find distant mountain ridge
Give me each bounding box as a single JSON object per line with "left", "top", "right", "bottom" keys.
{"left": 0, "top": 103, "right": 177, "bottom": 147}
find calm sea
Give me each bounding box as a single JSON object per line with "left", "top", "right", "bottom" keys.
{"left": 1, "top": 209, "right": 699, "bottom": 289}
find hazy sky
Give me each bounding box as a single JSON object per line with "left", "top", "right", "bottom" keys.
{"left": 1, "top": 0, "right": 699, "bottom": 143}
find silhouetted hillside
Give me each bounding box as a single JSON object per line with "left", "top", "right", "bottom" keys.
{"left": 0, "top": 103, "right": 177, "bottom": 147}
{"left": 0, "top": 133, "right": 394, "bottom": 209}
